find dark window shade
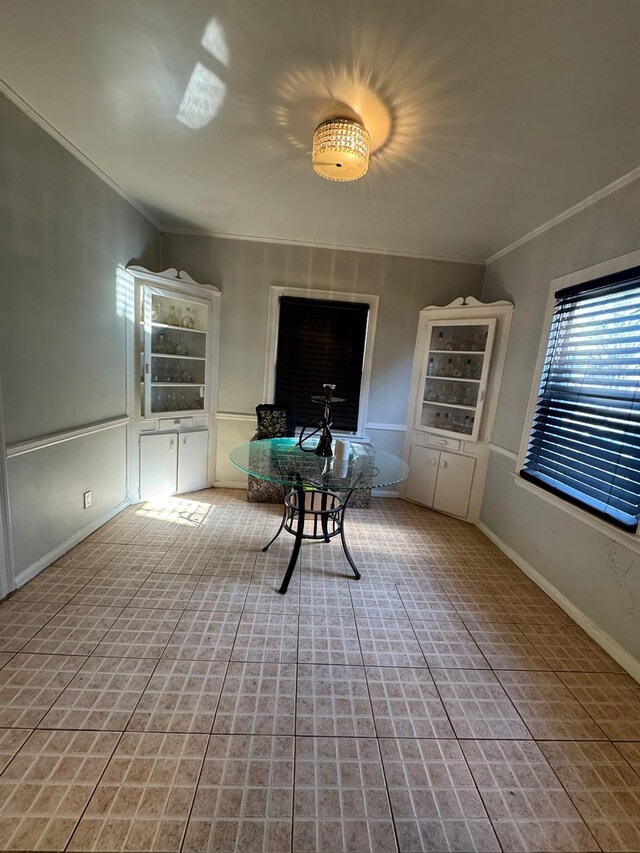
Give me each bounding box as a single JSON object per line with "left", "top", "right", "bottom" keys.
{"left": 521, "top": 264, "right": 640, "bottom": 532}
{"left": 274, "top": 296, "right": 369, "bottom": 432}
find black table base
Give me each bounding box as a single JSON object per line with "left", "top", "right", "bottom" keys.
{"left": 261, "top": 481, "right": 361, "bottom": 594}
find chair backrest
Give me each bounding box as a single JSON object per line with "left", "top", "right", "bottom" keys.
{"left": 255, "top": 404, "right": 296, "bottom": 439}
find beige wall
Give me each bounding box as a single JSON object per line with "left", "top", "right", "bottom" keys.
{"left": 480, "top": 178, "right": 640, "bottom": 665}
{"left": 162, "top": 233, "right": 484, "bottom": 425}
{"left": 0, "top": 92, "right": 161, "bottom": 581}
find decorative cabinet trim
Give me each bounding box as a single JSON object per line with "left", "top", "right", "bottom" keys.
{"left": 421, "top": 296, "right": 513, "bottom": 310}
{"left": 127, "top": 266, "right": 221, "bottom": 295}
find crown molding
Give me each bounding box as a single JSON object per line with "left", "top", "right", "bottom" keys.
{"left": 486, "top": 164, "right": 640, "bottom": 265}
{"left": 162, "top": 226, "right": 486, "bottom": 266}
{"left": 0, "top": 76, "right": 162, "bottom": 231}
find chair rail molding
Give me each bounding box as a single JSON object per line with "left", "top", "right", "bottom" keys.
{"left": 6, "top": 416, "right": 130, "bottom": 459}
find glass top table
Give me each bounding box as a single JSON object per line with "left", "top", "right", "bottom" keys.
{"left": 230, "top": 438, "right": 409, "bottom": 593}
{"left": 230, "top": 438, "right": 409, "bottom": 492}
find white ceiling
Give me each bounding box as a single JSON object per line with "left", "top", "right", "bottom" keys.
{"left": 1, "top": 0, "right": 640, "bottom": 261}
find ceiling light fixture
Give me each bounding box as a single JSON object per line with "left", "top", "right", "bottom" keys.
{"left": 312, "top": 118, "right": 370, "bottom": 182}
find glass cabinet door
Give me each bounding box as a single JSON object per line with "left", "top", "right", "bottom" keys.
{"left": 141, "top": 286, "right": 209, "bottom": 417}
{"left": 416, "top": 318, "right": 496, "bottom": 441}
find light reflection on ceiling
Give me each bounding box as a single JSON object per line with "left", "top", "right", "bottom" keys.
{"left": 177, "top": 17, "right": 228, "bottom": 129}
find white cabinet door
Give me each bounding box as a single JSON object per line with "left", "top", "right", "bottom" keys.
{"left": 433, "top": 451, "right": 475, "bottom": 517}
{"left": 405, "top": 445, "right": 440, "bottom": 507}
{"left": 177, "top": 430, "right": 208, "bottom": 493}
{"left": 140, "top": 433, "right": 178, "bottom": 500}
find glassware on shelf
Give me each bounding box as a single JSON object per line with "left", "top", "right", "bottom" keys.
{"left": 155, "top": 333, "right": 175, "bottom": 355}
{"left": 443, "top": 413, "right": 452, "bottom": 430}
{"left": 444, "top": 333, "right": 454, "bottom": 351}
{"left": 468, "top": 328, "right": 488, "bottom": 351}
{"left": 432, "top": 412, "right": 442, "bottom": 429}
{"left": 178, "top": 393, "right": 190, "bottom": 410}
{"left": 447, "top": 385, "right": 458, "bottom": 404}
{"left": 444, "top": 358, "right": 454, "bottom": 377}
{"left": 174, "top": 335, "right": 189, "bottom": 356}
{"left": 181, "top": 307, "right": 195, "bottom": 329}
{"left": 427, "top": 357, "right": 435, "bottom": 376}
{"left": 461, "top": 387, "right": 474, "bottom": 407}
{"left": 180, "top": 366, "right": 194, "bottom": 383}
{"left": 435, "top": 331, "right": 445, "bottom": 350}
{"left": 164, "top": 305, "right": 180, "bottom": 326}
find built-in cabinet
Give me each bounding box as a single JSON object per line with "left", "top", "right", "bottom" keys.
{"left": 139, "top": 430, "right": 209, "bottom": 500}
{"left": 402, "top": 297, "right": 513, "bottom": 521}
{"left": 127, "top": 267, "right": 221, "bottom": 501}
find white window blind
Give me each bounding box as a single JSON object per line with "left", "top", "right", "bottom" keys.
{"left": 521, "top": 265, "right": 640, "bottom": 532}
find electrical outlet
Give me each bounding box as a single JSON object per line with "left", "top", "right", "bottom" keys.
{"left": 83, "top": 490, "right": 92, "bottom": 509}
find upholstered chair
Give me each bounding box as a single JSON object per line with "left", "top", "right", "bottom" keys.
{"left": 247, "top": 404, "right": 296, "bottom": 503}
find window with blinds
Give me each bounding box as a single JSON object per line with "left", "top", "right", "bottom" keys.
{"left": 274, "top": 296, "right": 370, "bottom": 433}
{"left": 521, "top": 265, "right": 640, "bottom": 532}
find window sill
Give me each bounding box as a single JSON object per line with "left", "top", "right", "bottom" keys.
{"left": 511, "top": 472, "right": 640, "bottom": 555}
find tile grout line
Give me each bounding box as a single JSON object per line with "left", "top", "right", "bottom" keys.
{"left": 351, "top": 569, "right": 401, "bottom": 853}
{"left": 62, "top": 728, "right": 125, "bottom": 853}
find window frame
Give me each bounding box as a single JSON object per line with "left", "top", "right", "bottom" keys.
{"left": 517, "top": 248, "right": 640, "bottom": 540}
{"left": 263, "top": 285, "right": 379, "bottom": 439}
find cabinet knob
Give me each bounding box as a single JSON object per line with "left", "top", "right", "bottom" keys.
{"left": 440, "top": 460, "right": 447, "bottom": 468}
{"left": 169, "top": 440, "right": 175, "bottom": 451}
{"left": 431, "top": 458, "right": 437, "bottom": 466}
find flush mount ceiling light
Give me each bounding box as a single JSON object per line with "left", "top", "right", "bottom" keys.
{"left": 312, "top": 118, "right": 370, "bottom": 182}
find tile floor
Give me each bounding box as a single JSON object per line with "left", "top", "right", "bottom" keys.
{"left": 0, "top": 489, "right": 639, "bottom": 852}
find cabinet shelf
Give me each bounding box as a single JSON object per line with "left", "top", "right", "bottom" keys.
{"left": 422, "top": 400, "right": 476, "bottom": 411}
{"left": 150, "top": 321, "right": 206, "bottom": 334}
{"left": 152, "top": 382, "right": 206, "bottom": 388}
{"left": 151, "top": 353, "right": 206, "bottom": 361}
{"left": 429, "top": 349, "right": 486, "bottom": 356}
{"left": 426, "top": 375, "right": 481, "bottom": 383}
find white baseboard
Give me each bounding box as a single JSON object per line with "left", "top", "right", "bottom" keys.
{"left": 476, "top": 521, "right": 640, "bottom": 683}
{"left": 13, "top": 499, "right": 131, "bottom": 590}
